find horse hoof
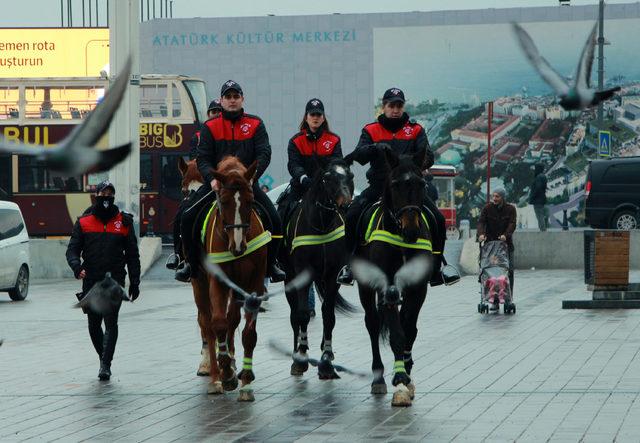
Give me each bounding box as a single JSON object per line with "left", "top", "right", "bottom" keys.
{"left": 237, "top": 387, "right": 255, "bottom": 402}
{"left": 197, "top": 369, "right": 211, "bottom": 376}
{"left": 207, "top": 381, "right": 224, "bottom": 395}
{"left": 290, "top": 362, "right": 307, "bottom": 376}
{"left": 391, "top": 384, "right": 412, "bottom": 407}
{"left": 222, "top": 374, "right": 238, "bottom": 391}
{"left": 318, "top": 370, "right": 340, "bottom": 380}
{"left": 371, "top": 383, "right": 387, "bottom": 395}
{"left": 407, "top": 382, "right": 415, "bottom": 399}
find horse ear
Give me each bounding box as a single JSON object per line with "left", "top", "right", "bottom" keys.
{"left": 245, "top": 161, "right": 258, "bottom": 185}
{"left": 211, "top": 169, "right": 227, "bottom": 184}
{"left": 178, "top": 157, "right": 188, "bottom": 177}
{"left": 383, "top": 148, "right": 399, "bottom": 170}
{"left": 413, "top": 149, "right": 426, "bottom": 170}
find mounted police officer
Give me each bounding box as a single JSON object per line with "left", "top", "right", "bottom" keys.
{"left": 176, "top": 80, "right": 286, "bottom": 283}
{"left": 167, "top": 99, "right": 223, "bottom": 271}
{"left": 66, "top": 181, "right": 140, "bottom": 380}
{"left": 339, "top": 87, "right": 460, "bottom": 286}
{"left": 277, "top": 98, "right": 343, "bottom": 222}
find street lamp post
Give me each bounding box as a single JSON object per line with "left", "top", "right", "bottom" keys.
{"left": 597, "top": 0, "right": 605, "bottom": 126}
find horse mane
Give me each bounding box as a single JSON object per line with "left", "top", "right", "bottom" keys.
{"left": 303, "top": 158, "right": 350, "bottom": 210}
{"left": 382, "top": 154, "right": 423, "bottom": 207}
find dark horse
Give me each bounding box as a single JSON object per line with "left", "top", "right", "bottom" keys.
{"left": 281, "top": 159, "right": 357, "bottom": 379}
{"left": 353, "top": 149, "right": 433, "bottom": 407}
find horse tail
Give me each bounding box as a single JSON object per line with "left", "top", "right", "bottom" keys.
{"left": 377, "top": 304, "right": 391, "bottom": 343}
{"left": 334, "top": 290, "right": 358, "bottom": 315}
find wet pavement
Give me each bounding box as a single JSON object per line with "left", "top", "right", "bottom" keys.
{"left": 2, "top": 257, "right": 640, "bottom": 442}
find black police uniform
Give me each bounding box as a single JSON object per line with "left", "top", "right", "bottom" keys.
{"left": 66, "top": 181, "right": 140, "bottom": 379}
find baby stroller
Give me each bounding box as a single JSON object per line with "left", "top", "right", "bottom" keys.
{"left": 477, "top": 240, "right": 515, "bottom": 314}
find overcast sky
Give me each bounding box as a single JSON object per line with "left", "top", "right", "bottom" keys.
{"left": 0, "top": 0, "right": 635, "bottom": 27}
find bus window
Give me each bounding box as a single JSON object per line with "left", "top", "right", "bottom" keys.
{"left": 140, "top": 154, "right": 154, "bottom": 191}
{"left": 171, "top": 84, "right": 182, "bottom": 118}
{"left": 160, "top": 155, "right": 183, "bottom": 201}
{"left": 0, "top": 87, "right": 19, "bottom": 120}
{"left": 17, "top": 157, "right": 82, "bottom": 192}
{"left": 140, "top": 84, "right": 168, "bottom": 118}
{"left": 24, "top": 85, "right": 100, "bottom": 120}
{"left": 183, "top": 80, "right": 207, "bottom": 124}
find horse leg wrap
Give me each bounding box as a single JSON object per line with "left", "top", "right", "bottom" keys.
{"left": 298, "top": 331, "right": 308, "bottom": 348}
{"left": 393, "top": 360, "right": 407, "bottom": 374}
{"left": 323, "top": 340, "right": 333, "bottom": 353}
{"left": 242, "top": 357, "right": 253, "bottom": 371}
{"left": 239, "top": 357, "right": 256, "bottom": 383}
{"left": 217, "top": 340, "right": 229, "bottom": 357}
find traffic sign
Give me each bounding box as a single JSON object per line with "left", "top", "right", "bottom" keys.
{"left": 598, "top": 130, "right": 611, "bottom": 157}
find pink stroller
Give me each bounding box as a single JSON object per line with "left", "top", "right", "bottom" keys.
{"left": 478, "top": 240, "right": 515, "bottom": 314}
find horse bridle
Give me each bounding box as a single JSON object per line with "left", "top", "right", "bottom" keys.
{"left": 388, "top": 172, "right": 426, "bottom": 229}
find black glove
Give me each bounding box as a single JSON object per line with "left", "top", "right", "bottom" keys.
{"left": 343, "top": 153, "right": 355, "bottom": 165}
{"left": 129, "top": 284, "right": 140, "bottom": 301}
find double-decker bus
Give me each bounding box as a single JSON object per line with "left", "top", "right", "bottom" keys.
{"left": 0, "top": 74, "right": 207, "bottom": 237}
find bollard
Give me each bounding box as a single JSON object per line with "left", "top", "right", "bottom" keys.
{"left": 562, "top": 209, "right": 569, "bottom": 231}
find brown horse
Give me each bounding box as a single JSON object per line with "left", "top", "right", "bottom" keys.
{"left": 183, "top": 156, "right": 267, "bottom": 401}
{"left": 177, "top": 157, "right": 211, "bottom": 377}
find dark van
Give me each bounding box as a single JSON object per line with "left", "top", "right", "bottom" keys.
{"left": 585, "top": 157, "right": 640, "bottom": 230}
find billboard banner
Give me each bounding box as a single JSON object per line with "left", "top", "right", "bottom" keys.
{"left": 374, "top": 19, "right": 640, "bottom": 228}
{"left": 0, "top": 28, "right": 109, "bottom": 78}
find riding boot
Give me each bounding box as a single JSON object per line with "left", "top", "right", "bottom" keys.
{"left": 175, "top": 262, "right": 192, "bottom": 282}
{"left": 166, "top": 253, "right": 181, "bottom": 270}
{"left": 336, "top": 265, "right": 354, "bottom": 286}
{"left": 430, "top": 255, "right": 446, "bottom": 287}
{"left": 268, "top": 238, "right": 286, "bottom": 283}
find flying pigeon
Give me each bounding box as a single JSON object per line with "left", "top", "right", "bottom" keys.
{"left": 0, "top": 57, "right": 133, "bottom": 175}
{"left": 74, "top": 272, "right": 130, "bottom": 315}
{"left": 512, "top": 22, "right": 620, "bottom": 111}
{"left": 202, "top": 259, "right": 312, "bottom": 322}
{"left": 351, "top": 255, "right": 431, "bottom": 307}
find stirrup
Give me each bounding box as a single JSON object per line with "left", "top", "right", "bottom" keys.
{"left": 165, "top": 253, "right": 181, "bottom": 270}
{"left": 442, "top": 264, "right": 461, "bottom": 286}
{"left": 336, "top": 265, "right": 354, "bottom": 286}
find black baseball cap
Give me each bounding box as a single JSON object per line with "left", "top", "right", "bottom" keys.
{"left": 382, "top": 87, "right": 406, "bottom": 104}
{"left": 96, "top": 180, "right": 115, "bottom": 194}
{"left": 305, "top": 98, "right": 324, "bottom": 115}
{"left": 220, "top": 80, "right": 243, "bottom": 96}
{"left": 208, "top": 99, "right": 222, "bottom": 112}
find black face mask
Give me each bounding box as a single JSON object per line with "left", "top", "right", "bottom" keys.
{"left": 95, "top": 196, "right": 115, "bottom": 219}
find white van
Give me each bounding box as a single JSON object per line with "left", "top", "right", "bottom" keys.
{"left": 0, "top": 201, "right": 30, "bottom": 301}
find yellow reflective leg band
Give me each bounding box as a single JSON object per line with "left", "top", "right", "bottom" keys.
{"left": 394, "top": 360, "right": 406, "bottom": 374}
{"left": 243, "top": 357, "right": 253, "bottom": 370}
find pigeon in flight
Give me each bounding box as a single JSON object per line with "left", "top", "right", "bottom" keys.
{"left": 74, "top": 272, "right": 130, "bottom": 315}
{"left": 351, "top": 255, "right": 431, "bottom": 307}
{"left": 512, "top": 22, "right": 620, "bottom": 111}
{"left": 203, "top": 259, "right": 311, "bottom": 323}
{"left": 0, "top": 58, "right": 133, "bottom": 175}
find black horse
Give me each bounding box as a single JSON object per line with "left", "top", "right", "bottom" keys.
{"left": 352, "top": 148, "right": 434, "bottom": 407}
{"left": 280, "top": 159, "right": 357, "bottom": 379}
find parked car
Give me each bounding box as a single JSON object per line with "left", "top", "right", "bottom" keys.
{"left": 585, "top": 157, "right": 640, "bottom": 230}
{"left": 0, "top": 201, "right": 30, "bottom": 300}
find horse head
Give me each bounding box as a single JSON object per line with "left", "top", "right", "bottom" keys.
{"left": 211, "top": 156, "right": 257, "bottom": 256}
{"left": 178, "top": 157, "right": 204, "bottom": 197}
{"left": 310, "top": 158, "right": 354, "bottom": 209}
{"left": 382, "top": 148, "right": 427, "bottom": 244}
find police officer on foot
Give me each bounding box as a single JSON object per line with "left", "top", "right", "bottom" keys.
{"left": 66, "top": 181, "right": 141, "bottom": 380}
{"left": 339, "top": 87, "right": 460, "bottom": 286}
{"left": 176, "top": 80, "right": 286, "bottom": 283}
{"left": 167, "top": 98, "right": 224, "bottom": 271}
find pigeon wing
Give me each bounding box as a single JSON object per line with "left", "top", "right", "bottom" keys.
{"left": 393, "top": 255, "right": 432, "bottom": 291}
{"left": 202, "top": 259, "right": 252, "bottom": 300}
{"left": 64, "top": 57, "right": 132, "bottom": 148}
{"left": 351, "top": 258, "right": 388, "bottom": 292}
{"left": 512, "top": 23, "right": 570, "bottom": 96}
{"left": 266, "top": 269, "right": 313, "bottom": 299}
{"left": 83, "top": 143, "right": 132, "bottom": 174}
{"left": 575, "top": 23, "right": 597, "bottom": 91}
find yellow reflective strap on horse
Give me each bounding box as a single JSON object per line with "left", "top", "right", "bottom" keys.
{"left": 242, "top": 357, "right": 253, "bottom": 370}
{"left": 206, "top": 230, "right": 272, "bottom": 264}
{"left": 393, "top": 360, "right": 407, "bottom": 374}
{"left": 201, "top": 201, "right": 218, "bottom": 244}
{"left": 290, "top": 224, "right": 345, "bottom": 251}
{"left": 364, "top": 206, "right": 432, "bottom": 251}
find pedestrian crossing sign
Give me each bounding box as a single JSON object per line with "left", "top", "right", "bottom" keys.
{"left": 598, "top": 131, "right": 611, "bottom": 157}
